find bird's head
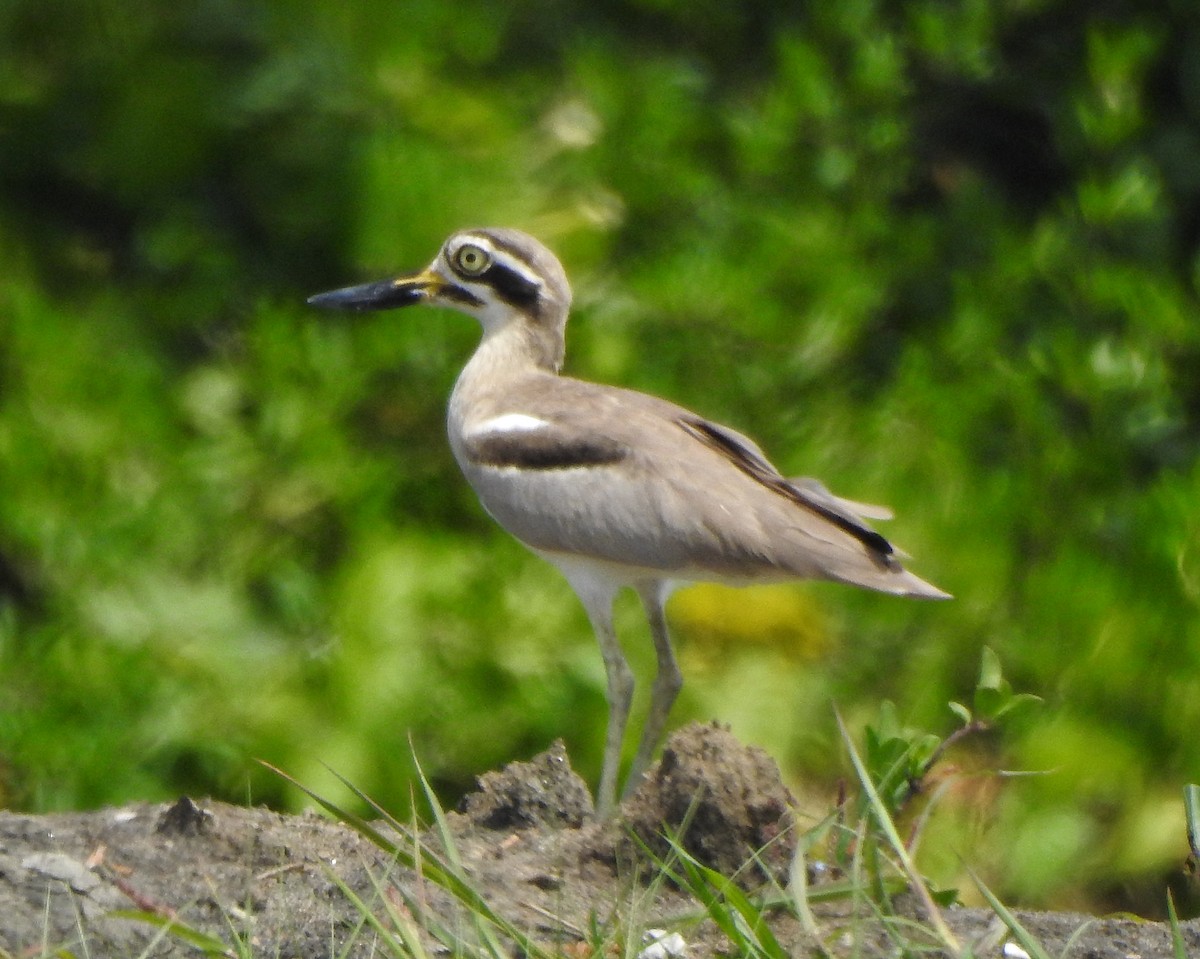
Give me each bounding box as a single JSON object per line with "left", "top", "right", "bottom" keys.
{"left": 308, "top": 228, "right": 573, "bottom": 368}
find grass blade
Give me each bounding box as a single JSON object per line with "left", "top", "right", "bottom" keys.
{"left": 410, "top": 742, "right": 464, "bottom": 871}
{"left": 657, "top": 831, "right": 787, "bottom": 959}
{"left": 323, "top": 866, "right": 410, "bottom": 959}
{"left": 1184, "top": 784, "right": 1200, "bottom": 861}
{"left": 261, "top": 759, "right": 550, "bottom": 959}
{"left": 965, "top": 866, "right": 1053, "bottom": 959}
{"left": 1167, "top": 889, "right": 1189, "bottom": 959}
{"left": 409, "top": 749, "right": 515, "bottom": 959}
{"left": 834, "top": 708, "right": 961, "bottom": 955}
{"left": 788, "top": 821, "right": 830, "bottom": 953}
{"left": 107, "top": 910, "right": 234, "bottom": 957}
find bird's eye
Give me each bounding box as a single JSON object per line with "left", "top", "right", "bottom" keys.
{"left": 453, "top": 244, "right": 491, "bottom": 276}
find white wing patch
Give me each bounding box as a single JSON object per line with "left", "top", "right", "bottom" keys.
{"left": 468, "top": 413, "right": 551, "bottom": 437}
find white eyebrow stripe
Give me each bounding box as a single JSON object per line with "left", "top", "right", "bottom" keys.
{"left": 493, "top": 252, "right": 542, "bottom": 284}
{"left": 467, "top": 413, "right": 552, "bottom": 437}
{"left": 460, "top": 235, "right": 542, "bottom": 282}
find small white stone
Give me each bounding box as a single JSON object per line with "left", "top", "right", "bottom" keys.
{"left": 638, "top": 929, "right": 687, "bottom": 959}
{"left": 1003, "top": 943, "right": 1031, "bottom": 959}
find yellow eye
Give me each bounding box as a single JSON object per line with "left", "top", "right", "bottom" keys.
{"left": 453, "top": 243, "right": 491, "bottom": 276}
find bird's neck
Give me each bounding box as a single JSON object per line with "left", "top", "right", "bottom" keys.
{"left": 449, "top": 320, "right": 560, "bottom": 419}
{"left": 467, "top": 316, "right": 563, "bottom": 380}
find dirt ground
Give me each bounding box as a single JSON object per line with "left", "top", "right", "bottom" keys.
{"left": 1, "top": 722, "right": 1195, "bottom": 958}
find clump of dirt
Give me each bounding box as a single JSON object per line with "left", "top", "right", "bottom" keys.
{"left": 1, "top": 722, "right": 1197, "bottom": 958}
{"left": 618, "top": 721, "right": 796, "bottom": 883}
{"left": 458, "top": 737, "right": 594, "bottom": 829}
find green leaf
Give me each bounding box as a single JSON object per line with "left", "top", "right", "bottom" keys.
{"left": 978, "top": 646, "right": 1004, "bottom": 691}
{"left": 989, "top": 692, "right": 1043, "bottom": 723}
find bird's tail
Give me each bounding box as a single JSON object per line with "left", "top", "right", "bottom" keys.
{"left": 835, "top": 563, "right": 952, "bottom": 600}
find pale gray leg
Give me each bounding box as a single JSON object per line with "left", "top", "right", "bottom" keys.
{"left": 625, "top": 581, "right": 682, "bottom": 797}
{"left": 569, "top": 579, "right": 632, "bottom": 819}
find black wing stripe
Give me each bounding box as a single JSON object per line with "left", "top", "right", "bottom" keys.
{"left": 466, "top": 431, "right": 627, "bottom": 470}
{"left": 678, "top": 417, "right": 895, "bottom": 558}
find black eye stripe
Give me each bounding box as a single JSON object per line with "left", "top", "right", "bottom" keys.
{"left": 481, "top": 262, "right": 540, "bottom": 307}
{"left": 440, "top": 285, "right": 485, "bottom": 307}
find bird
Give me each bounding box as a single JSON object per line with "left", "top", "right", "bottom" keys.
{"left": 308, "top": 227, "right": 950, "bottom": 817}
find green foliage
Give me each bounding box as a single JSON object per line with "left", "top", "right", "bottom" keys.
{"left": 860, "top": 701, "right": 939, "bottom": 820}
{"left": 949, "top": 645, "right": 1042, "bottom": 727}
{"left": 2, "top": 0, "right": 1200, "bottom": 914}
{"left": 847, "top": 655, "right": 1037, "bottom": 914}
{"left": 857, "top": 648, "right": 1037, "bottom": 833}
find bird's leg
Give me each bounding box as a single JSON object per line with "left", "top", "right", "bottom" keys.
{"left": 575, "top": 587, "right": 632, "bottom": 819}
{"left": 625, "top": 581, "right": 682, "bottom": 798}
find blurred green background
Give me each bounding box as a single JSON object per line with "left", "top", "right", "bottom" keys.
{"left": 3, "top": 0, "right": 1200, "bottom": 915}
